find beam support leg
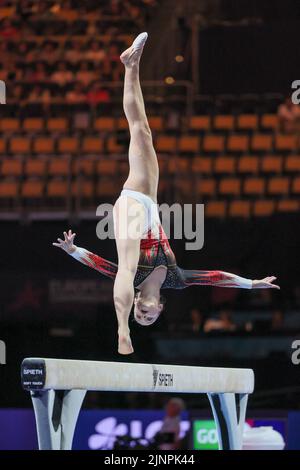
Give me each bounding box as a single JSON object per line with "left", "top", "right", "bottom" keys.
{"left": 208, "top": 392, "right": 249, "bottom": 450}
{"left": 31, "top": 389, "right": 86, "bottom": 450}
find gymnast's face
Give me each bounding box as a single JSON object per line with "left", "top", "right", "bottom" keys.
{"left": 133, "top": 292, "right": 163, "bottom": 326}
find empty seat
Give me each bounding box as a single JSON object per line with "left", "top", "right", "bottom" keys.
{"left": 229, "top": 200, "right": 251, "bottom": 217}
{"left": 214, "top": 157, "right": 235, "bottom": 174}
{"left": 1, "top": 158, "right": 22, "bottom": 176}
{"left": 261, "top": 114, "right": 278, "bottom": 130}
{"left": 0, "top": 118, "right": 20, "bottom": 132}
{"left": 148, "top": 116, "right": 163, "bottom": 131}
{"left": 237, "top": 114, "right": 258, "bottom": 131}
{"left": 0, "top": 138, "right": 6, "bottom": 154}
{"left": 71, "top": 180, "right": 94, "bottom": 198}
{"left": 47, "top": 118, "right": 68, "bottom": 132}
{"left": 238, "top": 156, "right": 259, "bottom": 174}
{"left": 244, "top": 177, "right": 265, "bottom": 196}
{"left": 213, "top": 115, "right": 234, "bottom": 131}
{"left": 253, "top": 200, "right": 275, "bottom": 216}
{"left": 156, "top": 135, "right": 177, "bottom": 153}
{"left": 106, "top": 137, "right": 124, "bottom": 154}
{"left": 202, "top": 135, "right": 225, "bottom": 153}
{"left": 24, "top": 159, "right": 47, "bottom": 176}
{"left": 178, "top": 136, "right": 200, "bottom": 153}
{"left": 23, "top": 118, "right": 44, "bottom": 132}
{"left": 227, "top": 135, "right": 249, "bottom": 153}
{"left": 205, "top": 201, "right": 227, "bottom": 217}
{"left": 73, "top": 158, "right": 95, "bottom": 176}
{"left": 94, "top": 117, "right": 115, "bottom": 132}
{"left": 251, "top": 134, "right": 273, "bottom": 152}
{"left": 116, "top": 117, "right": 128, "bottom": 130}
{"left": 57, "top": 137, "right": 79, "bottom": 154}
{"left": 189, "top": 116, "right": 210, "bottom": 131}
{"left": 219, "top": 178, "right": 241, "bottom": 196}
{"left": 82, "top": 137, "right": 104, "bottom": 154}
{"left": 10, "top": 137, "right": 31, "bottom": 154}
{"left": 291, "top": 177, "right": 300, "bottom": 194}
{"left": 97, "top": 160, "right": 117, "bottom": 175}
{"left": 275, "top": 134, "right": 297, "bottom": 152}
{"left": 47, "top": 179, "right": 68, "bottom": 197}
{"left": 21, "top": 180, "right": 44, "bottom": 198}
{"left": 33, "top": 137, "right": 55, "bottom": 154}
{"left": 196, "top": 178, "right": 216, "bottom": 196}
{"left": 277, "top": 199, "right": 299, "bottom": 212}
{"left": 268, "top": 177, "right": 289, "bottom": 195}
{"left": 0, "top": 180, "right": 19, "bottom": 198}
{"left": 96, "top": 179, "right": 116, "bottom": 197}
{"left": 261, "top": 156, "right": 283, "bottom": 173}
{"left": 167, "top": 158, "right": 190, "bottom": 174}
{"left": 285, "top": 155, "right": 300, "bottom": 172}
{"left": 48, "top": 158, "right": 70, "bottom": 176}
{"left": 192, "top": 157, "right": 212, "bottom": 174}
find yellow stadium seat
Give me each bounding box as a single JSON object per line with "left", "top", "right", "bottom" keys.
{"left": 82, "top": 137, "right": 104, "bottom": 154}
{"left": 156, "top": 135, "right": 177, "bottom": 153}
{"left": 251, "top": 134, "right": 273, "bottom": 152}
{"left": 213, "top": 115, "right": 234, "bottom": 131}
{"left": 202, "top": 135, "right": 225, "bottom": 153}
{"left": 285, "top": 155, "right": 300, "bottom": 172}
{"left": 1, "top": 158, "right": 22, "bottom": 176}
{"left": 0, "top": 118, "right": 20, "bottom": 132}
{"left": 10, "top": 137, "right": 31, "bottom": 154}
{"left": 47, "top": 180, "right": 68, "bottom": 197}
{"left": 33, "top": 137, "right": 55, "bottom": 154}
{"left": 48, "top": 158, "right": 70, "bottom": 176}
{"left": 229, "top": 200, "right": 251, "bottom": 218}
{"left": 189, "top": 116, "right": 210, "bottom": 131}
{"left": 47, "top": 118, "right": 68, "bottom": 132}
{"left": 275, "top": 134, "right": 297, "bottom": 152}
{"left": 277, "top": 200, "right": 299, "bottom": 212}
{"left": 57, "top": 137, "right": 79, "bottom": 154}
{"left": 253, "top": 200, "right": 275, "bottom": 216}
{"left": 261, "top": 156, "right": 283, "bottom": 173}
{"left": 21, "top": 180, "right": 44, "bottom": 198}
{"left": 214, "top": 157, "right": 235, "bottom": 174}
{"left": 205, "top": 201, "right": 227, "bottom": 217}
{"left": 237, "top": 114, "right": 258, "bottom": 131}
{"left": 178, "top": 136, "right": 200, "bottom": 153}
{"left": 196, "top": 178, "right": 216, "bottom": 196}
{"left": 261, "top": 114, "right": 279, "bottom": 130}
{"left": 94, "top": 117, "right": 115, "bottom": 132}
{"left": 24, "top": 159, "right": 47, "bottom": 176}
{"left": 192, "top": 157, "right": 212, "bottom": 174}
{"left": 244, "top": 177, "right": 265, "bottom": 196}
{"left": 238, "top": 156, "right": 259, "bottom": 174}
{"left": 0, "top": 180, "right": 18, "bottom": 197}
{"left": 268, "top": 177, "right": 289, "bottom": 195}
{"left": 23, "top": 118, "right": 44, "bottom": 132}
{"left": 227, "top": 134, "right": 249, "bottom": 153}
{"left": 219, "top": 178, "right": 241, "bottom": 196}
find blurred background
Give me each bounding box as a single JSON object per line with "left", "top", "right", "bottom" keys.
{"left": 0, "top": 0, "right": 300, "bottom": 450}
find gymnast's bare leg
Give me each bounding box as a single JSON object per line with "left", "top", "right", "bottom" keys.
{"left": 113, "top": 33, "right": 159, "bottom": 354}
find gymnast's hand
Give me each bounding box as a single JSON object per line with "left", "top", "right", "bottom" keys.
{"left": 52, "top": 229, "right": 77, "bottom": 254}
{"left": 252, "top": 276, "right": 280, "bottom": 289}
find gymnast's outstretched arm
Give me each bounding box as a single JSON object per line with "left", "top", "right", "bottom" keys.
{"left": 53, "top": 230, "right": 118, "bottom": 279}
{"left": 180, "top": 269, "right": 280, "bottom": 289}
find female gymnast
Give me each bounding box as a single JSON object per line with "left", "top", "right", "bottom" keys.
{"left": 53, "top": 33, "right": 280, "bottom": 355}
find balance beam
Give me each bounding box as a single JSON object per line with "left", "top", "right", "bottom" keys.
{"left": 21, "top": 358, "right": 254, "bottom": 451}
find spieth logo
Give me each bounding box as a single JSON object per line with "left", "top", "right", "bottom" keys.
{"left": 88, "top": 416, "right": 190, "bottom": 450}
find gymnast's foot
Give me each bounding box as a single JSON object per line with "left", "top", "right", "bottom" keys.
{"left": 120, "top": 32, "right": 148, "bottom": 67}
{"left": 118, "top": 332, "right": 134, "bottom": 355}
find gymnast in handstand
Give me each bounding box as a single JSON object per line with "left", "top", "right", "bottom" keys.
{"left": 53, "top": 33, "right": 279, "bottom": 355}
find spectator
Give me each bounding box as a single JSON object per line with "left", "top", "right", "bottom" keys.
{"left": 66, "top": 82, "right": 87, "bottom": 104}
{"left": 40, "top": 41, "right": 61, "bottom": 65}
{"left": 87, "top": 82, "right": 110, "bottom": 106}
{"left": 0, "top": 18, "right": 19, "bottom": 40}
{"left": 75, "top": 61, "right": 95, "bottom": 86}
{"left": 27, "top": 85, "right": 51, "bottom": 104}
{"left": 189, "top": 308, "right": 204, "bottom": 333}
{"left": 51, "top": 61, "right": 74, "bottom": 86}
{"left": 65, "top": 40, "right": 84, "bottom": 64}
{"left": 86, "top": 41, "right": 106, "bottom": 63}
{"left": 155, "top": 398, "right": 185, "bottom": 450}
{"left": 278, "top": 97, "right": 300, "bottom": 133}
{"left": 16, "top": 41, "right": 35, "bottom": 63}
{"left": 204, "top": 309, "right": 237, "bottom": 333}
{"left": 27, "top": 62, "right": 48, "bottom": 83}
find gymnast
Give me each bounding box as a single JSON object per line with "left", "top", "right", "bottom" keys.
{"left": 53, "top": 33, "right": 280, "bottom": 355}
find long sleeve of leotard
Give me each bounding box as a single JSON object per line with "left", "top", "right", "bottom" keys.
{"left": 69, "top": 246, "right": 118, "bottom": 280}
{"left": 180, "top": 269, "right": 252, "bottom": 289}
